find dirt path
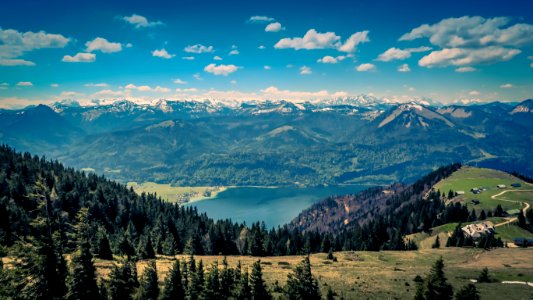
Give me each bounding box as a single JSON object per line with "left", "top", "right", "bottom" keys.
{"left": 491, "top": 190, "right": 532, "bottom": 227}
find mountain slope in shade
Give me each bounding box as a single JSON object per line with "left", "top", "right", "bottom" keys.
{"left": 377, "top": 103, "right": 454, "bottom": 129}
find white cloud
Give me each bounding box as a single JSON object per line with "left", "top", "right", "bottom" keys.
{"left": 275, "top": 29, "right": 369, "bottom": 53}
{"left": 173, "top": 79, "right": 187, "bottom": 84}
{"left": 408, "top": 87, "right": 416, "bottom": 92}
{"left": 258, "top": 45, "right": 266, "bottom": 49}
{"left": 125, "top": 43, "right": 133, "bottom": 48}
{"left": 397, "top": 63, "right": 410, "bottom": 72}
{"left": 400, "top": 16, "right": 533, "bottom": 48}
{"left": 193, "top": 73, "right": 203, "bottom": 80}
{"left": 299, "top": 66, "right": 312, "bottom": 75}
{"left": 122, "top": 14, "right": 164, "bottom": 28}
{"left": 317, "top": 55, "right": 346, "bottom": 64}
{"left": 0, "top": 59, "right": 35, "bottom": 66}
{"left": 0, "top": 83, "right": 9, "bottom": 89}
{"left": 275, "top": 29, "right": 340, "bottom": 50}
{"left": 0, "top": 28, "right": 70, "bottom": 66}
{"left": 184, "top": 44, "right": 214, "bottom": 53}
{"left": 455, "top": 66, "right": 476, "bottom": 72}
{"left": 204, "top": 63, "right": 239, "bottom": 76}
{"left": 152, "top": 48, "right": 175, "bottom": 59}
{"left": 376, "top": 46, "right": 431, "bottom": 61}
{"left": 16, "top": 81, "right": 33, "bottom": 87}
{"left": 50, "top": 83, "right": 59, "bottom": 87}
{"left": 265, "top": 22, "right": 284, "bottom": 32}
{"left": 469, "top": 90, "right": 480, "bottom": 96}
{"left": 85, "top": 37, "right": 122, "bottom": 53}
{"left": 175, "top": 88, "right": 198, "bottom": 92}
{"left": 62, "top": 52, "right": 96, "bottom": 63}
{"left": 125, "top": 84, "right": 170, "bottom": 92}
{"left": 231, "top": 80, "right": 237, "bottom": 84}
{"left": 500, "top": 83, "right": 513, "bottom": 88}
{"left": 356, "top": 63, "right": 376, "bottom": 72}
{"left": 213, "top": 56, "right": 222, "bottom": 60}
{"left": 338, "top": 31, "right": 370, "bottom": 53}
{"left": 248, "top": 16, "right": 275, "bottom": 23}
{"left": 229, "top": 49, "right": 239, "bottom": 55}
{"left": 85, "top": 83, "right": 109, "bottom": 87}
{"left": 531, "top": 62, "right": 533, "bottom": 68}
{"left": 418, "top": 46, "right": 520, "bottom": 68}
{"left": 182, "top": 56, "right": 195, "bottom": 60}
{"left": 264, "top": 65, "right": 271, "bottom": 70}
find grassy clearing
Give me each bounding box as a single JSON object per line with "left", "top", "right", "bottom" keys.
{"left": 433, "top": 166, "right": 532, "bottom": 212}
{"left": 93, "top": 248, "right": 533, "bottom": 300}
{"left": 126, "top": 181, "right": 226, "bottom": 203}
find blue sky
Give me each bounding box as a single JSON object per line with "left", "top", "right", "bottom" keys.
{"left": 0, "top": 0, "right": 532, "bottom": 108}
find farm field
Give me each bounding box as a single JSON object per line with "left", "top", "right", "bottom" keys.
{"left": 93, "top": 248, "right": 533, "bottom": 300}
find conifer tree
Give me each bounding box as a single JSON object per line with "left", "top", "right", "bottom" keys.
{"left": 423, "top": 257, "right": 453, "bottom": 300}
{"left": 220, "top": 257, "right": 234, "bottom": 299}
{"left": 203, "top": 261, "right": 221, "bottom": 299}
{"left": 432, "top": 236, "right": 440, "bottom": 249}
{"left": 235, "top": 269, "right": 251, "bottom": 300}
{"left": 454, "top": 284, "right": 480, "bottom": 300}
{"left": 96, "top": 233, "right": 113, "bottom": 260}
{"left": 108, "top": 261, "right": 136, "bottom": 300}
{"left": 250, "top": 260, "right": 271, "bottom": 300}
{"left": 284, "top": 256, "right": 321, "bottom": 300}
{"left": 161, "top": 260, "right": 185, "bottom": 300}
{"left": 477, "top": 267, "right": 491, "bottom": 283}
{"left": 136, "top": 260, "right": 159, "bottom": 300}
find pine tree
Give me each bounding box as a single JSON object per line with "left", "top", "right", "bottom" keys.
{"left": 67, "top": 208, "right": 99, "bottom": 300}
{"left": 118, "top": 235, "right": 135, "bottom": 258}
{"left": 284, "top": 256, "right": 321, "bottom": 300}
{"left": 220, "top": 257, "right": 234, "bottom": 299}
{"left": 203, "top": 261, "right": 221, "bottom": 299}
{"left": 136, "top": 260, "right": 159, "bottom": 300}
{"left": 454, "top": 284, "right": 480, "bottom": 300}
{"left": 423, "top": 257, "right": 453, "bottom": 300}
{"left": 517, "top": 211, "right": 526, "bottom": 228}
{"left": 432, "top": 236, "right": 440, "bottom": 249}
{"left": 526, "top": 208, "right": 533, "bottom": 227}
{"left": 478, "top": 210, "right": 486, "bottom": 221}
{"left": 161, "top": 260, "right": 185, "bottom": 300}
{"left": 250, "top": 260, "right": 271, "bottom": 300}
{"left": 326, "top": 287, "right": 335, "bottom": 300}
{"left": 235, "top": 269, "right": 251, "bottom": 300}
{"left": 96, "top": 233, "right": 113, "bottom": 260}
{"left": 108, "top": 261, "right": 136, "bottom": 300}
{"left": 477, "top": 267, "right": 491, "bottom": 283}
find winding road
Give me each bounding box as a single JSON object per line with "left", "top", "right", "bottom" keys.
{"left": 491, "top": 190, "right": 532, "bottom": 227}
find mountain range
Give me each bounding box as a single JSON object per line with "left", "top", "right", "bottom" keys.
{"left": 0, "top": 98, "right": 531, "bottom": 186}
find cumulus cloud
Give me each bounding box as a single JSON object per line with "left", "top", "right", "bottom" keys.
{"left": 50, "top": 83, "right": 59, "bottom": 87}
{"left": 85, "top": 37, "right": 122, "bottom": 53}
{"left": 125, "top": 84, "right": 170, "bottom": 92}
{"left": 213, "top": 56, "right": 222, "bottom": 60}
{"left": 62, "top": 52, "right": 96, "bottom": 63}
{"left": 400, "top": 16, "right": 533, "bottom": 68}
{"left": 16, "top": 81, "right": 33, "bottom": 87}
{"left": 500, "top": 83, "right": 513, "bottom": 88}
{"left": 299, "top": 66, "right": 312, "bottom": 75}
{"left": 173, "top": 79, "right": 187, "bottom": 84}
{"left": 397, "top": 63, "right": 410, "bottom": 72}
{"left": 317, "top": 55, "right": 346, "bottom": 64}
{"left": 204, "top": 63, "right": 239, "bottom": 76}
{"left": 229, "top": 49, "right": 239, "bottom": 55}
{"left": 455, "top": 66, "right": 476, "bottom": 72}
{"left": 418, "top": 46, "right": 520, "bottom": 68}
{"left": 258, "top": 45, "right": 266, "bottom": 49}
{"left": 264, "top": 65, "right": 271, "bottom": 70}
{"left": 469, "top": 90, "right": 480, "bottom": 96}
{"left": 182, "top": 56, "right": 195, "bottom": 60}
{"left": 84, "top": 83, "right": 109, "bottom": 87}
{"left": 376, "top": 46, "right": 431, "bottom": 61}
{"left": 338, "top": 31, "right": 370, "bottom": 52}
{"left": 193, "top": 73, "right": 203, "bottom": 80}
{"left": 400, "top": 16, "right": 533, "bottom": 48}
{"left": 0, "top": 83, "right": 8, "bottom": 90}
{"left": 275, "top": 29, "right": 369, "bottom": 53}
{"left": 121, "top": 14, "right": 164, "bottom": 28}
{"left": 265, "top": 22, "right": 284, "bottom": 32}
{"left": 0, "top": 27, "right": 70, "bottom": 66}
{"left": 356, "top": 63, "right": 376, "bottom": 72}
{"left": 152, "top": 48, "right": 175, "bottom": 59}
{"left": 184, "top": 44, "right": 214, "bottom": 53}
{"left": 175, "top": 88, "right": 198, "bottom": 92}
{"left": 248, "top": 16, "right": 275, "bottom": 23}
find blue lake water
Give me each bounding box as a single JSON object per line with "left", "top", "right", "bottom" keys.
{"left": 188, "top": 185, "right": 368, "bottom": 228}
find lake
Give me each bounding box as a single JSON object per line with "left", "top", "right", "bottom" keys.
{"left": 188, "top": 185, "right": 369, "bottom": 227}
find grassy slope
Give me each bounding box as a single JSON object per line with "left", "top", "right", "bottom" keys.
{"left": 94, "top": 249, "right": 533, "bottom": 300}
{"left": 126, "top": 181, "right": 226, "bottom": 203}
{"left": 433, "top": 166, "right": 532, "bottom": 212}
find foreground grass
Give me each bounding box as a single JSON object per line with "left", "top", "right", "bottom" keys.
{"left": 95, "top": 248, "right": 533, "bottom": 300}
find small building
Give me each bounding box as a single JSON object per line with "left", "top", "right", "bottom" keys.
{"left": 462, "top": 221, "right": 495, "bottom": 239}
{"left": 497, "top": 184, "right": 506, "bottom": 189}
{"left": 471, "top": 199, "right": 480, "bottom": 205}
{"left": 511, "top": 183, "right": 522, "bottom": 188}
{"left": 514, "top": 238, "right": 533, "bottom": 247}
{"left": 456, "top": 190, "right": 465, "bottom": 195}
